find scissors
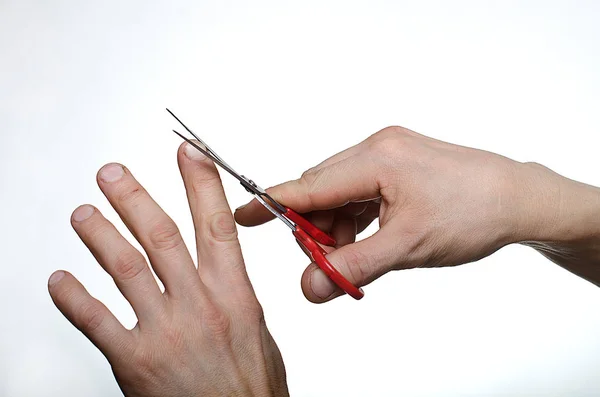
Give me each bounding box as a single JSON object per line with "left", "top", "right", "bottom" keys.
{"left": 167, "top": 109, "right": 364, "bottom": 300}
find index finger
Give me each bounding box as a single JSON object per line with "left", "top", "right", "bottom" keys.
{"left": 234, "top": 155, "right": 381, "bottom": 226}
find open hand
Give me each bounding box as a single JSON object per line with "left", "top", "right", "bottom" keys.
{"left": 49, "top": 143, "right": 288, "bottom": 396}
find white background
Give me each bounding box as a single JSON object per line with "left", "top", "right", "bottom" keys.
{"left": 1, "top": 1, "right": 600, "bottom": 396}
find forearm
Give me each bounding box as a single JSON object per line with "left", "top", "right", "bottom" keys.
{"left": 516, "top": 162, "right": 600, "bottom": 285}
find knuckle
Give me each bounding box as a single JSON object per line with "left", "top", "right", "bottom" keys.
{"left": 114, "top": 250, "right": 147, "bottom": 281}
{"left": 162, "top": 327, "right": 185, "bottom": 351}
{"left": 380, "top": 125, "right": 407, "bottom": 137}
{"left": 298, "top": 170, "right": 320, "bottom": 208}
{"left": 234, "top": 300, "right": 266, "bottom": 336}
{"left": 367, "top": 126, "right": 412, "bottom": 156}
{"left": 338, "top": 248, "right": 371, "bottom": 284}
{"left": 202, "top": 305, "right": 232, "bottom": 341}
{"left": 117, "top": 185, "right": 146, "bottom": 205}
{"left": 78, "top": 303, "right": 105, "bottom": 333}
{"left": 190, "top": 168, "right": 221, "bottom": 194}
{"left": 130, "top": 348, "right": 158, "bottom": 376}
{"left": 147, "top": 221, "right": 183, "bottom": 251}
{"left": 208, "top": 212, "right": 238, "bottom": 242}
{"left": 243, "top": 301, "right": 265, "bottom": 325}
{"left": 231, "top": 294, "right": 265, "bottom": 324}
{"left": 300, "top": 166, "right": 317, "bottom": 180}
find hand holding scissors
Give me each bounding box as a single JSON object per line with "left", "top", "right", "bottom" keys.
{"left": 168, "top": 109, "right": 365, "bottom": 300}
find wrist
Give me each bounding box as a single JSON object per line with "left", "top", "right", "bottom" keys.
{"left": 514, "top": 162, "right": 600, "bottom": 244}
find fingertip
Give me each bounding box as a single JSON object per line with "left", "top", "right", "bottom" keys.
{"left": 176, "top": 140, "right": 187, "bottom": 160}
{"left": 71, "top": 204, "right": 96, "bottom": 224}
{"left": 48, "top": 270, "right": 67, "bottom": 290}
{"left": 182, "top": 141, "right": 209, "bottom": 162}
{"left": 234, "top": 199, "right": 275, "bottom": 226}
{"left": 233, "top": 210, "right": 246, "bottom": 226}
{"left": 46, "top": 270, "right": 132, "bottom": 359}
{"left": 300, "top": 264, "right": 341, "bottom": 304}
{"left": 97, "top": 163, "right": 126, "bottom": 184}
{"left": 233, "top": 201, "right": 252, "bottom": 225}
{"left": 300, "top": 267, "right": 320, "bottom": 303}
{"left": 177, "top": 140, "right": 188, "bottom": 153}
{"left": 47, "top": 271, "right": 79, "bottom": 308}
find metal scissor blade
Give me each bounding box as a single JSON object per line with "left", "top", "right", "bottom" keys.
{"left": 254, "top": 194, "right": 296, "bottom": 231}
{"left": 167, "top": 108, "right": 231, "bottom": 168}
{"left": 167, "top": 109, "right": 256, "bottom": 187}
{"left": 172, "top": 130, "right": 257, "bottom": 191}
{"left": 168, "top": 109, "right": 289, "bottom": 216}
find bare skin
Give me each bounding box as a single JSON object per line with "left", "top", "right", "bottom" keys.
{"left": 49, "top": 126, "right": 600, "bottom": 395}
{"left": 235, "top": 126, "right": 600, "bottom": 302}
{"left": 48, "top": 143, "right": 288, "bottom": 396}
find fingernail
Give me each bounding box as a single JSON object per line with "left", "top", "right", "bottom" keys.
{"left": 311, "top": 269, "right": 335, "bottom": 299}
{"left": 72, "top": 205, "right": 94, "bottom": 222}
{"left": 185, "top": 142, "right": 207, "bottom": 161}
{"left": 235, "top": 202, "right": 249, "bottom": 212}
{"left": 48, "top": 271, "right": 65, "bottom": 287}
{"left": 99, "top": 163, "right": 124, "bottom": 183}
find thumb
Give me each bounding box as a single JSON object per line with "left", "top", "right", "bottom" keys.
{"left": 301, "top": 225, "right": 401, "bottom": 303}
{"left": 235, "top": 155, "right": 380, "bottom": 226}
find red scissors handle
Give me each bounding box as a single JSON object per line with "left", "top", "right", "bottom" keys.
{"left": 284, "top": 208, "right": 337, "bottom": 246}
{"left": 292, "top": 228, "right": 364, "bottom": 300}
